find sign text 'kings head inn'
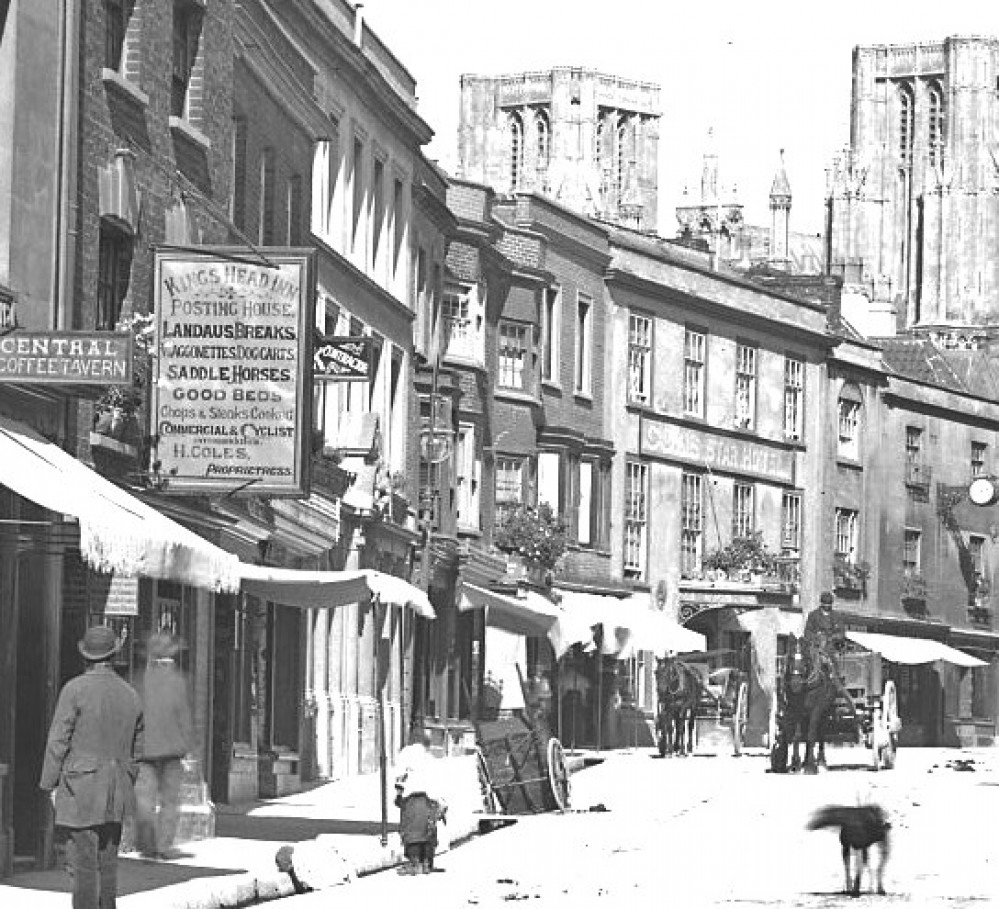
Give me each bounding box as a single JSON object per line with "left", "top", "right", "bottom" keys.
{"left": 152, "top": 249, "right": 314, "bottom": 497}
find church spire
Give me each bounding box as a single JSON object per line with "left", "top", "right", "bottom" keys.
{"left": 769, "top": 149, "right": 792, "bottom": 267}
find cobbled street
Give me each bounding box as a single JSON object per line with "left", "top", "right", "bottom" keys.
{"left": 276, "top": 747, "right": 999, "bottom": 909}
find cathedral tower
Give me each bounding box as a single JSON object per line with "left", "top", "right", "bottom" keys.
{"left": 457, "top": 67, "right": 660, "bottom": 232}
{"left": 826, "top": 36, "right": 999, "bottom": 336}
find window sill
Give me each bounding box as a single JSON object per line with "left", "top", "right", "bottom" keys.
{"left": 494, "top": 388, "right": 538, "bottom": 406}
{"left": 169, "top": 115, "right": 211, "bottom": 152}
{"left": 442, "top": 352, "right": 485, "bottom": 370}
{"left": 541, "top": 379, "right": 561, "bottom": 392}
{"left": 573, "top": 390, "right": 593, "bottom": 404}
{"left": 836, "top": 457, "right": 863, "bottom": 471}
{"left": 102, "top": 68, "right": 149, "bottom": 108}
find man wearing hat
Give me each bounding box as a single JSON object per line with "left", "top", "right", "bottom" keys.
{"left": 804, "top": 590, "right": 847, "bottom": 653}
{"left": 804, "top": 590, "right": 858, "bottom": 726}
{"left": 39, "top": 625, "right": 144, "bottom": 909}
{"left": 134, "top": 631, "right": 194, "bottom": 860}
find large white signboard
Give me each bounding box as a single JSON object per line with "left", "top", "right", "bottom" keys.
{"left": 151, "top": 249, "right": 314, "bottom": 496}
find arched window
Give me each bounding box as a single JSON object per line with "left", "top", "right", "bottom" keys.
{"left": 615, "top": 117, "right": 629, "bottom": 198}
{"left": 898, "top": 83, "right": 914, "bottom": 167}
{"left": 928, "top": 80, "right": 945, "bottom": 168}
{"left": 508, "top": 111, "right": 524, "bottom": 191}
{"left": 535, "top": 109, "right": 550, "bottom": 171}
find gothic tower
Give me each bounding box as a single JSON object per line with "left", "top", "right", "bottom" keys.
{"left": 769, "top": 150, "right": 792, "bottom": 268}
{"left": 457, "top": 67, "right": 661, "bottom": 232}
{"left": 826, "top": 36, "right": 999, "bottom": 336}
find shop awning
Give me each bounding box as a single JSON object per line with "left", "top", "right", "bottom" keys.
{"left": 556, "top": 590, "right": 706, "bottom": 658}
{"left": 0, "top": 415, "right": 240, "bottom": 592}
{"left": 846, "top": 631, "right": 988, "bottom": 667}
{"left": 239, "top": 563, "right": 434, "bottom": 618}
{"left": 458, "top": 583, "right": 560, "bottom": 636}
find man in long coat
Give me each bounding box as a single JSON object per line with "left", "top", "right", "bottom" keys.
{"left": 39, "top": 625, "right": 144, "bottom": 909}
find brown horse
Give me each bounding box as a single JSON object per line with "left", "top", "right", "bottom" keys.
{"left": 655, "top": 656, "right": 702, "bottom": 756}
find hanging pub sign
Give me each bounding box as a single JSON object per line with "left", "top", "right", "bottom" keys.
{"left": 0, "top": 331, "right": 132, "bottom": 384}
{"left": 313, "top": 335, "right": 373, "bottom": 381}
{"left": 151, "top": 247, "right": 315, "bottom": 497}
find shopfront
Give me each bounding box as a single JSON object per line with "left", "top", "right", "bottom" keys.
{"left": 0, "top": 413, "right": 240, "bottom": 877}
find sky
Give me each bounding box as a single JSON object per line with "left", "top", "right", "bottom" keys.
{"left": 361, "top": 0, "right": 999, "bottom": 236}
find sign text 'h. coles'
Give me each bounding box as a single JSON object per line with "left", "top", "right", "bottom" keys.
{"left": 151, "top": 248, "right": 314, "bottom": 497}
{"left": 313, "top": 336, "right": 373, "bottom": 381}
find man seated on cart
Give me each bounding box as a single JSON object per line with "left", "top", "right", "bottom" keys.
{"left": 804, "top": 591, "right": 859, "bottom": 728}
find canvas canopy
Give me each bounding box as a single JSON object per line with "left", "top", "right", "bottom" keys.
{"left": 846, "top": 631, "right": 987, "bottom": 668}
{"left": 0, "top": 414, "right": 240, "bottom": 592}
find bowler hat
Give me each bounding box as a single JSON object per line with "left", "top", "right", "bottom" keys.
{"left": 78, "top": 625, "right": 119, "bottom": 662}
{"left": 148, "top": 631, "right": 180, "bottom": 659}
{"left": 819, "top": 590, "right": 835, "bottom": 605}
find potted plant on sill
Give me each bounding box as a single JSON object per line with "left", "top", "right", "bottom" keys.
{"left": 493, "top": 502, "right": 568, "bottom": 586}
{"left": 702, "top": 532, "right": 779, "bottom": 584}
{"left": 833, "top": 553, "right": 870, "bottom": 596}
{"left": 92, "top": 312, "right": 153, "bottom": 445}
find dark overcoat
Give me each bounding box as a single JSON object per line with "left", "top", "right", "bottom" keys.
{"left": 39, "top": 663, "right": 144, "bottom": 828}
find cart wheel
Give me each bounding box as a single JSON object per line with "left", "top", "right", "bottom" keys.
{"left": 883, "top": 680, "right": 901, "bottom": 735}
{"left": 476, "top": 746, "right": 499, "bottom": 814}
{"left": 882, "top": 681, "right": 899, "bottom": 769}
{"left": 546, "top": 738, "right": 571, "bottom": 811}
{"left": 767, "top": 690, "right": 779, "bottom": 753}
{"left": 732, "top": 680, "right": 749, "bottom": 756}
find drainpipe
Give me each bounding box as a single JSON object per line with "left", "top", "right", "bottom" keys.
{"left": 54, "top": 0, "right": 81, "bottom": 331}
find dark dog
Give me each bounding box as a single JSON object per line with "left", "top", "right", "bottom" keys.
{"left": 807, "top": 804, "right": 891, "bottom": 896}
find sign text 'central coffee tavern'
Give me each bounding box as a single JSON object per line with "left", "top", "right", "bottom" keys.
{"left": 151, "top": 249, "right": 315, "bottom": 497}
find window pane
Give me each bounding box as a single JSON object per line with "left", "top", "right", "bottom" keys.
{"left": 498, "top": 322, "right": 528, "bottom": 389}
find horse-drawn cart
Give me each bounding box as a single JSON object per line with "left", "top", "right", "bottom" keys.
{"left": 770, "top": 636, "right": 900, "bottom": 773}
{"left": 657, "top": 649, "right": 750, "bottom": 757}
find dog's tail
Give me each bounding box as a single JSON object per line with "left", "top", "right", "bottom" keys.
{"left": 807, "top": 804, "right": 859, "bottom": 831}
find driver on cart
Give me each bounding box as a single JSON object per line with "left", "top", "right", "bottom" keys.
{"left": 804, "top": 591, "right": 859, "bottom": 728}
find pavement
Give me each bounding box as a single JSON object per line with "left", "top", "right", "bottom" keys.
{"left": 0, "top": 749, "right": 595, "bottom": 909}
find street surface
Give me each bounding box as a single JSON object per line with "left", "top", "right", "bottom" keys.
{"left": 274, "top": 746, "right": 999, "bottom": 908}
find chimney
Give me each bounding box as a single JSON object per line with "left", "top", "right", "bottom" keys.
{"left": 353, "top": 3, "right": 364, "bottom": 47}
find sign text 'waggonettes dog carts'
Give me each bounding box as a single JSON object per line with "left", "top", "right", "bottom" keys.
{"left": 151, "top": 249, "right": 314, "bottom": 496}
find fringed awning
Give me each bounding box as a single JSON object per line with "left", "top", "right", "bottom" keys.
{"left": 0, "top": 414, "right": 240, "bottom": 592}
{"left": 238, "top": 562, "right": 435, "bottom": 618}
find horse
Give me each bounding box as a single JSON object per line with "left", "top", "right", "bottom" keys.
{"left": 654, "top": 655, "right": 702, "bottom": 756}
{"left": 778, "top": 634, "right": 839, "bottom": 774}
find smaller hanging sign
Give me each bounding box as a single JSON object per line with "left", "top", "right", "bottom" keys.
{"left": 313, "top": 336, "right": 373, "bottom": 382}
